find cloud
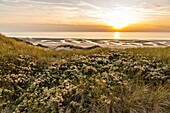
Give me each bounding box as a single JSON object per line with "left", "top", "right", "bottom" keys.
{"left": 30, "top": 0, "right": 74, "bottom": 4}
{"left": 0, "top": 23, "right": 113, "bottom": 32}
{"left": 1, "top": 0, "right": 170, "bottom": 32}
{"left": 0, "top": 0, "right": 102, "bottom": 25}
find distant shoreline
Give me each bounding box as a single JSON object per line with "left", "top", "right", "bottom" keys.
{"left": 2, "top": 32, "right": 170, "bottom": 40}
{"left": 21, "top": 37, "right": 170, "bottom": 49}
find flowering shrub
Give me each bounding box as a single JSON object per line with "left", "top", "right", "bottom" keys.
{"left": 0, "top": 49, "right": 170, "bottom": 113}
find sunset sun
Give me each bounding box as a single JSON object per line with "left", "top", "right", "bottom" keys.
{"left": 105, "top": 10, "right": 139, "bottom": 29}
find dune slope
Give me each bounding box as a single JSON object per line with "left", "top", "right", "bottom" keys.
{"left": 0, "top": 34, "right": 170, "bottom": 113}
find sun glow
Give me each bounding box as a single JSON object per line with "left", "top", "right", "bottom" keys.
{"left": 105, "top": 10, "right": 139, "bottom": 29}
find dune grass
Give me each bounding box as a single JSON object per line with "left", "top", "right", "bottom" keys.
{"left": 0, "top": 34, "right": 55, "bottom": 62}
{"left": 0, "top": 34, "right": 170, "bottom": 113}
{"left": 0, "top": 34, "right": 107, "bottom": 63}
{"left": 125, "top": 47, "right": 170, "bottom": 64}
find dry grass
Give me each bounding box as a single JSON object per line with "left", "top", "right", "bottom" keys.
{"left": 125, "top": 47, "right": 170, "bottom": 64}
{"left": 0, "top": 34, "right": 107, "bottom": 63}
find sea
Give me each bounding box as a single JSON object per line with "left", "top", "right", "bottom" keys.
{"left": 2, "top": 32, "right": 170, "bottom": 40}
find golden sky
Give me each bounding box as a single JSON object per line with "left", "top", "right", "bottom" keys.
{"left": 0, "top": 0, "right": 170, "bottom": 32}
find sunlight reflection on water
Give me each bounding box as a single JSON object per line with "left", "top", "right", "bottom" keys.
{"left": 114, "top": 32, "right": 120, "bottom": 39}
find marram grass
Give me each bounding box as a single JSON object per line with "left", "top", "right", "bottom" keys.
{"left": 0, "top": 34, "right": 107, "bottom": 63}
{"left": 0, "top": 34, "right": 170, "bottom": 113}
{"left": 125, "top": 47, "right": 170, "bottom": 64}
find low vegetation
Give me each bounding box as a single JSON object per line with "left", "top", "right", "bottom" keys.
{"left": 126, "top": 47, "right": 170, "bottom": 64}
{"left": 0, "top": 34, "right": 170, "bottom": 113}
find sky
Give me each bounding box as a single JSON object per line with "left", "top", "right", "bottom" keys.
{"left": 0, "top": 0, "right": 170, "bottom": 32}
